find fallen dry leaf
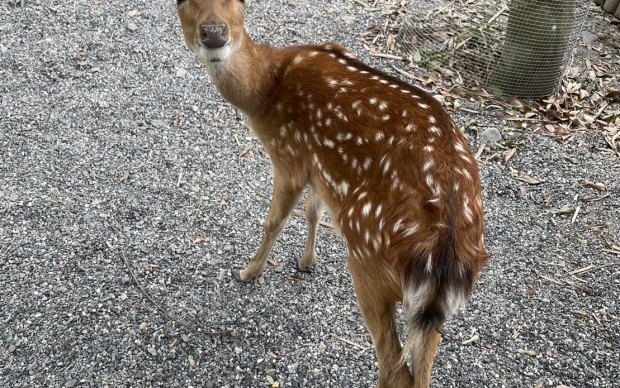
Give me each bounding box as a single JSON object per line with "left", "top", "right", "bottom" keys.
{"left": 283, "top": 274, "right": 304, "bottom": 282}
{"left": 515, "top": 173, "right": 543, "bottom": 185}
{"left": 517, "top": 349, "right": 538, "bottom": 356}
{"left": 583, "top": 179, "right": 606, "bottom": 191}
{"left": 119, "top": 171, "right": 130, "bottom": 182}
{"left": 193, "top": 237, "right": 210, "bottom": 244}
{"left": 505, "top": 148, "right": 517, "bottom": 162}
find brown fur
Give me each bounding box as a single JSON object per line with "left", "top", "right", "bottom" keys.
{"left": 177, "top": 1, "right": 489, "bottom": 387}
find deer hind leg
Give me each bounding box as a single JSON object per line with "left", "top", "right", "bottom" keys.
{"left": 409, "top": 327, "right": 442, "bottom": 388}
{"left": 297, "top": 186, "right": 324, "bottom": 271}
{"left": 348, "top": 258, "right": 415, "bottom": 388}
{"left": 233, "top": 169, "right": 305, "bottom": 282}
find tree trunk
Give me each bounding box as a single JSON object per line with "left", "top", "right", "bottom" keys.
{"left": 488, "top": 0, "right": 576, "bottom": 99}
{"left": 602, "top": 0, "right": 620, "bottom": 13}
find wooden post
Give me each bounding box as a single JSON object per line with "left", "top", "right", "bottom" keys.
{"left": 602, "top": 0, "right": 620, "bottom": 13}
{"left": 488, "top": 0, "right": 577, "bottom": 99}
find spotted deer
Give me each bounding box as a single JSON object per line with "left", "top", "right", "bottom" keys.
{"left": 177, "top": 0, "right": 488, "bottom": 387}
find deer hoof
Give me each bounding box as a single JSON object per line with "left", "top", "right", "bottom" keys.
{"left": 232, "top": 268, "right": 247, "bottom": 282}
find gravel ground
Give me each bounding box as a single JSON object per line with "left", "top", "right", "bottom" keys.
{"left": 1, "top": 1, "right": 619, "bottom": 387}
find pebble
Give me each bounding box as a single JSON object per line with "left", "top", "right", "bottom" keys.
{"left": 581, "top": 31, "right": 597, "bottom": 45}
{"left": 479, "top": 128, "right": 502, "bottom": 144}
{"left": 127, "top": 22, "right": 138, "bottom": 32}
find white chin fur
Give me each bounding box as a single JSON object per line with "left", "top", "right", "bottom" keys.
{"left": 190, "top": 43, "right": 233, "bottom": 69}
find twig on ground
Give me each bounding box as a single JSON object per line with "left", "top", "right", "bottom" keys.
{"left": 292, "top": 211, "right": 335, "bottom": 229}
{"left": 121, "top": 251, "right": 232, "bottom": 336}
{"left": 338, "top": 337, "right": 368, "bottom": 350}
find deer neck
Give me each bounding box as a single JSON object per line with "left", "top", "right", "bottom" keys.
{"left": 203, "top": 31, "right": 279, "bottom": 116}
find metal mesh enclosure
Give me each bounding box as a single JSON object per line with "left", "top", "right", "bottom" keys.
{"left": 398, "top": 0, "right": 590, "bottom": 99}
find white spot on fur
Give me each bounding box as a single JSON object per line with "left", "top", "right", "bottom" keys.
{"left": 425, "top": 253, "right": 433, "bottom": 273}
{"left": 375, "top": 204, "right": 383, "bottom": 218}
{"left": 378, "top": 101, "right": 388, "bottom": 111}
{"left": 424, "top": 145, "right": 434, "bottom": 152}
{"left": 425, "top": 174, "right": 434, "bottom": 187}
{"left": 460, "top": 154, "right": 473, "bottom": 164}
{"left": 336, "top": 181, "right": 349, "bottom": 196}
{"left": 405, "top": 123, "right": 416, "bottom": 132}
{"left": 429, "top": 115, "right": 436, "bottom": 124}
{"left": 363, "top": 157, "right": 372, "bottom": 170}
{"left": 324, "top": 139, "right": 335, "bottom": 148}
{"left": 381, "top": 115, "right": 390, "bottom": 121}
{"left": 422, "top": 160, "right": 434, "bottom": 172}
{"left": 362, "top": 202, "right": 372, "bottom": 216}
{"left": 375, "top": 131, "right": 384, "bottom": 141}
{"left": 369, "top": 97, "right": 377, "bottom": 105}
{"left": 382, "top": 159, "right": 391, "bottom": 174}
{"left": 463, "top": 196, "right": 473, "bottom": 223}
{"left": 325, "top": 77, "right": 338, "bottom": 87}
{"left": 358, "top": 191, "right": 367, "bottom": 200}
{"left": 429, "top": 126, "right": 441, "bottom": 135}
{"left": 418, "top": 103, "right": 429, "bottom": 109}
{"left": 393, "top": 219, "right": 403, "bottom": 233}
{"left": 403, "top": 223, "right": 419, "bottom": 237}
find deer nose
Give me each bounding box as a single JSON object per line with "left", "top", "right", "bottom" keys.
{"left": 200, "top": 24, "right": 228, "bottom": 49}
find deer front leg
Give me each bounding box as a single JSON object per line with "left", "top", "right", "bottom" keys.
{"left": 297, "top": 186, "right": 324, "bottom": 271}
{"left": 233, "top": 169, "right": 305, "bottom": 282}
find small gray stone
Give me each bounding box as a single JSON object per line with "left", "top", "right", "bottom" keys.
{"left": 176, "top": 68, "right": 188, "bottom": 78}
{"left": 151, "top": 119, "right": 165, "bottom": 128}
{"left": 127, "top": 22, "right": 138, "bottom": 32}
{"left": 65, "top": 380, "right": 77, "bottom": 388}
{"left": 479, "top": 128, "right": 502, "bottom": 144}
{"left": 581, "top": 31, "right": 596, "bottom": 45}
{"left": 274, "top": 265, "right": 284, "bottom": 273}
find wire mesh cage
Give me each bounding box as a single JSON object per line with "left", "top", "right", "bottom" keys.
{"left": 398, "top": 0, "right": 590, "bottom": 99}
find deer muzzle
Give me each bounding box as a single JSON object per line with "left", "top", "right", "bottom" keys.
{"left": 200, "top": 24, "right": 229, "bottom": 49}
